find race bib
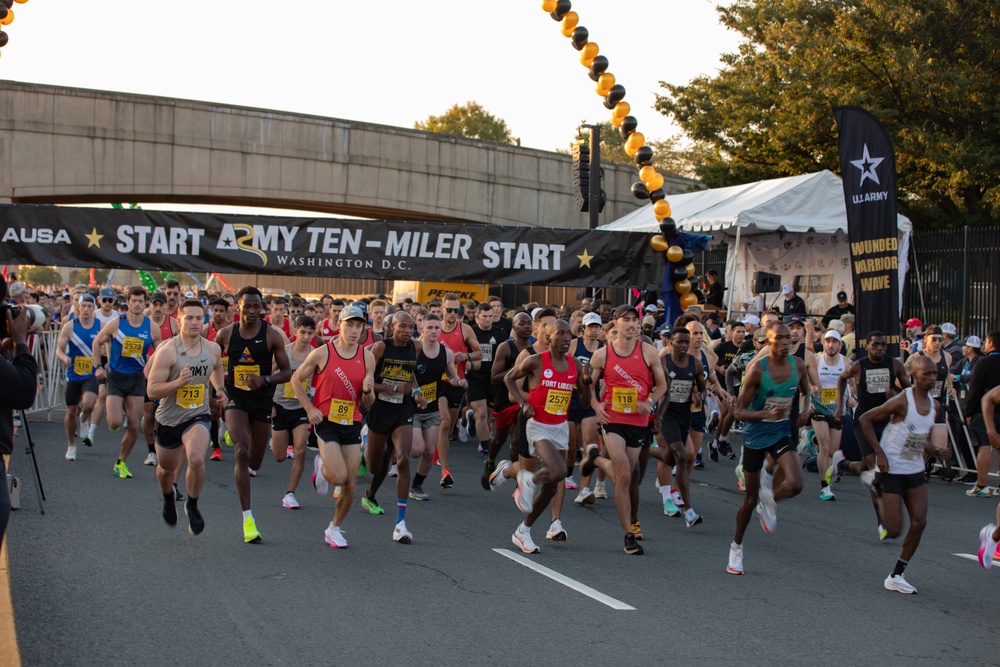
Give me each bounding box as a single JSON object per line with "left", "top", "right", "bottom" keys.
{"left": 175, "top": 384, "right": 205, "bottom": 409}
{"left": 379, "top": 380, "right": 404, "bottom": 404}
{"left": 419, "top": 381, "right": 438, "bottom": 403}
{"left": 328, "top": 397, "right": 354, "bottom": 425}
{"left": 611, "top": 386, "right": 638, "bottom": 413}
{"left": 762, "top": 396, "right": 793, "bottom": 422}
{"left": 233, "top": 364, "right": 260, "bottom": 391}
{"left": 481, "top": 343, "right": 493, "bottom": 363}
{"left": 669, "top": 379, "right": 693, "bottom": 404}
{"left": 283, "top": 379, "right": 308, "bottom": 400}
{"left": 544, "top": 389, "right": 572, "bottom": 416}
{"left": 74, "top": 356, "right": 93, "bottom": 376}
{"left": 122, "top": 336, "right": 144, "bottom": 359}
{"left": 901, "top": 431, "right": 928, "bottom": 459}
{"left": 821, "top": 387, "right": 838, "bottom": 405}
{"left": 865, "top": 369, "right": 890, "bottom": 394}
{"left": 931, "top": 381, "right": 943, "bottom": 398}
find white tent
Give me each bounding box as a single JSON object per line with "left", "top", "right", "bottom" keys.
{"left": 599, "top": 170, "right": 911, "bottom": 315}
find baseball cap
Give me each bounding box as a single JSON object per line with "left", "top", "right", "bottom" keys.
{"left": 184, "top": 291, "right": 194, "bottom": 298}
{"left": 753, "top": 327, "right": 767, "bottom": 342}
{"left": 941, "top": 322, "right": 957, "bottom": 336}
{"left": 905, "top": 317, "right": 922, "bottom": 328}
{"left": 352, "top": 301, "right": 368, "bottom": 314}
{"left": 781, "top": 284, "right": 793, "bottom": 295}
{"left": 742, "top": 314, "right": 761, "bottom": 327}
{"left": 784, "top": 314, "right": 805, "bottom": 326}
{"left": 99, "top": 287, "right": 116, "bottom": 299}
{"left": 837, "top": 291, "right": 848, "bottom": 300}
{"left": 79, "top": 294, "right": 96, "bottom": 305}
{"left": 530, "top": 307, "right": 543, "bottom": 320}
{"left": 823, "top": 330, "right": 842, "bottom": 342}
{"left": 582, "top": 313, "right": 602, "bottom": 327}
{"left": 965, "top": 335, "right": 982, "bottom": 348}
{"left": 642, "top": 315, "right": 656, "bottom": 327}
{"left": 645, "top": 304, "right": 658, "bottom": 313}
{"left": 151, "top": 292, "right": 167, "bottom": 304}
{"left": 339, "top": 306, "right": 366, "bottom": 322}
{"left": 613, "top": 305, "right": 640, "bottom": 320}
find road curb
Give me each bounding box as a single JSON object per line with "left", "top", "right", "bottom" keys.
{"left": 0, "top": 539, "right": 21, "bottom": 667}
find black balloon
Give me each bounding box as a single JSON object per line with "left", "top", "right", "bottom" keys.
{"left": 619, "top": 116, "right": 637, "bottom": 139}
{"left": 0, "top": 0, "right": 10, "bottom": 9}
{"left": 0, "top": 31, "right": 7, "bottom": 48}
{"left": 588, "top": 55, "right": 609, "bottom": 81}
{"left": 659, "top": 218, "right": 677, "bottom": 237}
{"left": 648, "top": 188, "right": 665, "bottom": 202}
{"left": 635, "top": 146, "right": 653, "bottom": 167}
{"left": 552, "top": 0, "right": 572, "bottom": 19}
{"left": 602, "top": 97, "right": 616, "bottom": 110}
{"left": 670, "top": 266, "right": 689, "bottom": 282}
{"left": 0, "top": 6, "right": 7, "bottom": 20}
{"left": 606, "top": 84, "right": 626, "bottom": 106}
{"left": 571, "top": 26, "right": 589, "bottom": 51}
{"left": 682, "top": 249, "right": 695, "bottom": 266}
{"left": 631, "top": 182, "right": 650, "bottom": 200}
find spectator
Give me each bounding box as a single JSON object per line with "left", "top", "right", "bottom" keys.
{"left": 964, "top": 331, "right": 1000, "bottom": 495}
{"left": 781, "top": 283, "right": 807, "bottom": 316}
{"left": 841, "top": 314, "right": 857, "bottom": 358}
{"left": 821, "top": 291, "right": 855, "bottom": 327}
{"left": 705, "top": 270, "right": 725, "bottom": 309}
{"left": 941, "top": 322, "right": 963, "bottom": 361}
{"left": 705, "top": 313, "right": 723, "bottom": 341}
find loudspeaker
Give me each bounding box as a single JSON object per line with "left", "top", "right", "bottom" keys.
{"left": 751, "top": 271, "right": 781, "bottom": 294}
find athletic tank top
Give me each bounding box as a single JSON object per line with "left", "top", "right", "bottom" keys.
{"left": 526, "top": 351, "right": 577, "bottom": 425}
{"left": 374, "top": 339, "right": 417, "bottom": 408}
{"left": 273, "top": 343, "right": 310, "bottom": 411}
{"left": 691, "top": 350, "right": 710, "bottom": 415}
{"left": 743, "top": 356, "right": 799, "bottom": 449}
{"left": 414, "top": 342, "right": 447, "bottom": 414}
{"left": 917, "top": 351, "right": 949, "bottom": 399}
{"left": 878, "top": 388, "right": 937, "bottom": 475}
{"left": 602, "top": 341, "right": 652, "bottom": 427}
{"left": 109, "top": 314, "right": 154, "bottom": 374}
{"left": 855, "top": 355, "right": 897, "bottom": 418}
{"left": 493, "top": 340, "right": 522, "bottom": 412}
{"left": 439, "top": 323, "right": 468, "bottom": 379}
{"left": 793, "top": 344, "right": 806, "bottom": 361}
{"left": 570, "top": 340, "right": 603, "bottom": 410}
{"left": 664, "top": 353, "right": 696, "bottom": 416}
{"left": 156, "top": 317, "right": 175, "bottom": 342}
{"left": 225, "top": 321, "right": 274, "bottom": 395}
{"left": 156, "top": 338, "right": 214, "bottom": 426}
{"left": 95, "top": 309, "right": 117, "bottom": 329}
{"left": 266, "top": 316, "right": 291, "bottom": 338}
{"left": 469, "top": 325, "right": 501, "bottom": 381}
{"left": 66, "top": 319, "right": 100, "bottom": 382}
{"left": 816, "top": 354, "right": 846, "bottom": 412}
{"left": 313, "top": 342, "right": 366, "bottom": 426}
{"left": 319, "top": 319, "right": 338, "bottom": 344}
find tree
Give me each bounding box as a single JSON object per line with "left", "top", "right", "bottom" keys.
{"left": 655, "top": 0, "right": 1000, "bottom": 228}
{"left": 415, "top": 102, "right": 516, "bottom": 144}
{"left": 20, "top": 265, "right": 63, "bottom": 287}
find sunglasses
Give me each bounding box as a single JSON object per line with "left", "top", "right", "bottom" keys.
{"left": 445, "top": 307, "right": 462, "bottom": 314}
{"left": 929, "top": 336, "right": 943, "bottom": 342}
{"left": 101, "top": 298, "right": 115, "bottom": 303}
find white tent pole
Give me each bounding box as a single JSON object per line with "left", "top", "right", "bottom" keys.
{"left": 725, "top": 225, "right": 741, "bottom": 315}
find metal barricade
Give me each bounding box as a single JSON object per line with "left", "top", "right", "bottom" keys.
{"left": 25, "top": 329, "right": 67, "bottom": 418}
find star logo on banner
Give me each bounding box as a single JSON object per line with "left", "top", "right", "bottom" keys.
{"left": 850, "top": 144, "right": 884, "bottom": 187}
{"left": 577, "top": 249, "right": 594, "bottom": 269}
{"left": 85, "top": 228, "right": 104, "bottom": 248}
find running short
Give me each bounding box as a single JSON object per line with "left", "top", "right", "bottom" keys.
{"left": 516, "top": 409, "right": 530, "bottom": 458}
{"left": 314, "top": 420, "right": 363, "bottom": 446}
{"left": 155, "top": 414, "right": 212, "bottom": 450}
{"left": 439, "top": 383, "right": 465, "bottom": 410}
{"left": 272, "top": 404, "right": 309, "bottom": 432}
{"left": 969, "top": 414, "right": 996, "bottom": 451}
{"left": 494, "top": 403, "right": 519, "bottom": 430}
{"left": 741, "top": 437, "right": 796, "bottom": 473}
{"left": 660, "top": 412, "right": 691, "bottom": 446}
{"left": 225, "top": 391, "right": 274, "bottom": 423}
{"left": 525, "top": 418, "right": 569, "bottom": 456}
{"left": 601, "top": 423, "right": 651, "bottom": 449}
{"left": 65, "top": 377, "right": 99, "bottom": 406}
{"left": 568, "top": 405, "right": 597, "bottom": 423}
{"left": 877, "top": 471, "right": 927, "bottom": 496}
{"left": 690, "top": 408, "right": 707, "bottom": 434}
{"left": 413, "top": 411, "right": 442, "bottom": 429}
{"left": 466, "top": 376, "right": 496, "bottom": 407}
{"left": 811, "top": 412, "right": 843, "bottom": 430}
{"left": 853, "top": 418, "right": 887, "bottom": 458}
{"left": 367, "top": 400, "right": 414, "bottom": 435}
{"left": 107, "top": 369, "right": 146, "bottom": 398}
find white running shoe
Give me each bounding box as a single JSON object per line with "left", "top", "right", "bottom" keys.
{"left": 489, "top": 459, "right": 511, "bottom": 491}
{"left": 758, "top": 468, "right": 777, "bottom": 533}
{"left": 393, "top": 520, "right": 413, "bottom": 544}
{"left": 978, "top": 524, "right": 998, "bottom": 570}
{"left": 144, "top": 452, "right": 158, "bottom": 466}
{"left": 884, "top": 573, "right": 916, "bottom": 594}
{"left": 514, "top": 470, "right": 537, "bottom": 513}
{"left": 826, "top": 450, "right": 846, "bottom": 484}
{"left": 671, "top": 490, "right": 685, "bottom": 508}
{"left": 860, "top": 469, "right": 875, "bottom": 488}
{"left": 512, "top": 524, "right": 539, "bottom": 554}
{"left": 282, "top": 492, "right": 300, "bottom": 510}
{"left": 727, "top": 541, "right": 744, "bottom": 575}
{"left": 574, "top": 487, "right": 595, "bottom": 506}
{"left": 545, "top": 519, "right": 567, "bottom": 541}
{"left": 324, "top": 524, "right": 349, "bottom": 549}
{"left": 312, "top": 456, "right": 329, "bottom": 496}
{"left": 65, "top": 446, "right": 77, "bottom": 461}
{"left": 247, "top": 467, "right": 256, "bottom": 478}
{"left": 594, "top": 482, "right": 608, "bottom": 499}
{"left": 388, "top": 463, "right": 398, "bottom": 478}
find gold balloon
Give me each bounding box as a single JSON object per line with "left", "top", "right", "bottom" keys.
{"left": 639, "top": 165, "right": 656, "bottom": 183}
{"left": 624, "top": 142, "right": 638, "bottom": 157}
{"left": 610, "top": 114, "right": 624, "bottom": 127}
{"left": 1, "top": 10, "right": 12, "bottom": 25}
{"left": 650, "top": 235, "right": 668, "bottom": 252}
{"left": 679, "top": 292, "right": 699, "bottom": 309}
{"left": 667, "top": 246, "right": 683, "bottom": 263}
{"left": 625, "top": 131, "right": 645, "bottom": 152}
{"left": 645, "top": 173, "right": 664, "bottom": 193}
{"left": 686, "top": 264, "right": 695, "bottom": 278}
{"left": 560, "top": 11, "right": 578, "bottom": 36}
{"left": 541, "top": 0, "right": 558, "bottom": 11}
{"left": 653, "top": 199, "right": 671, "bottom": 218}
{"left": 675, "top": 279, "right": 692, "bottom": 295}
{"left": 613, "top": 101, "right": 630, "bottom": 119}
{"left": 597, "top": 72, "right": 616, "bottom": 95}
{"left": 580, "top": 42, "right": 599, "bottom": 62}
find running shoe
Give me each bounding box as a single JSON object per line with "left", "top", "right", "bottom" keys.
{"left": 173, "top": 484, "right": 184, "bottom": 502}
{"left": 333, "top": 486, "right": 341, "bottom": 499}
{"left": 209, "top": 447, "right": 222, "bottom": 461}
{"left": 709, "top": 443, "right": 719, "bottom": 463}
{"left": 978, "top": 524, "right": 998, "bottom": 569}
{"left": 574, "top": 487, "right": 595, "bottom": 506}
{"left": 362, "top": 495, "right": 385, "bottom": 515}
{"left": 312, "top": 456, "right": 329, "bottom": 496}
{"left": 878, "top": 524, "right": 888, "bottom": 541}
{"left": 514, "top": 470, "right": 537, "bottom": 513}
{"left": 820, "top": 486, "right": 836, "bottom": 501}
{"left": 672, "top": 490, "right": 685, "bottom": 508}
{"left": 409, "top": 485, "right": 429, "bottom": 501}
{"left": 512, "top": 524, "right": 539, "bottom": 554}
{"left": 883, "top": 573, "right": 916, "bottom": 594}
{"left": 243, "top": 516, "right": 262, "bottom": 543}
{"left": 663, "top": 497, "right": 680, "bottom": 517}
{"left": 357, "top": 459, "right": 368, "bottom": 477}
{"left": 693, "top": 455, "right": 704, "bottom": 470}
{"left": 594, "top": 482, "right": 608, "bottom": 499}
{"left": 624, "top": 532, "right": 644, "bottom": 555}
{"left": 481, "top": 458, "right": 496, "bottom": 491}
{"left": 966, "top": 485, "right": 993, "bottom": 497}
{"left": 630, "top": 521, "right": 643, "bottom": 540}
{"left": 247, "top": 467, "right": 256, "bottom": 478}
{"left": 859, "top": 469, "right": 875, "bottom": 488}
{"left": 546, "top": 519, "right": 568, "bottom": 541}
{"left": 489, "top": 460, "right": 511, "bottom": 491}
{"left": 324, "top": 524, "right": 349, "bottom": 548}
{"left": 144, "top": 452, "right": 158, "bottom": 466}
{"left": 457, "top": 421, "right": 469, "bottom": 443}
{"left": 388, "top": 464, "right": 398, "bottom": 478}
{"left": 393, "top": 520, "right": 412, "bottom": 544}
{"left": 162, "top": 494, "right": 177, "bottom": 526}
{"left": 708, "top": 411, "right": 720, "bottom": 435}
{"left": 185, "top": 502, "right": 205, "bottom": 535}
{"left": 736, "top": 463, "right": 745, "bottom": 491}
{"left": 724, "top": 443, "right": 737, "bottom": 460}
{"left": 65, "top": 446, "right": 77, "bottom": 461}
{"left": 826, "top": 450, "right": 846, "bottom": 484}
{"left": 757, "top": 468, "right": 777, "bottom": 534}
{"left": 440, "top": 471, "right": 454, "bottom": 489}
{"left": 113, "top": 460, "right": 133, "bottom": 478}
{"left": 684, "top": 510, "right": 703, "bottom": 528}
{"left": 224, "top": 430, "right": 234, "bottom": 446}
{"left": 286, "top": 445, "right": 294, "bottom": 459}
{"left": 580, "top": 445, "right": 599, "bottom": 477}
{"left": 282, "top": 492, "right": 301, "bottom": 510}
{"left": 81, "top": 436, "right": 94, "bottom": 448}
{"left": 727, "top": 542, "right": 744, "bottom": 575}
{"left": 565, "top": 477, "right": 578, "bottom": 490}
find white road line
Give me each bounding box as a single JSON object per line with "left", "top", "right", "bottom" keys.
{"left": 952, "top": 552, "right": 994, "bottom": 567}
{"left": 492, "top": 548, "right": 636, "bottom": 610}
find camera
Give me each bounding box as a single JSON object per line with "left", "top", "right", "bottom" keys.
{"left": 0, "top": 302, "right": 47, "bottom": 339}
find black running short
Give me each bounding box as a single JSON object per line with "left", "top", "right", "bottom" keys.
{"left": 568, "top": 405, "right": 597, "bottom": 423}
{"left": 660, "top": 412, "right": 691, "bottom": 446}
{"left": 225, "top": 391, "right": 275, "bottom": 424}
{"left": 107, "top": 369, "right": 146, "bottom": 398}
{"left": 466, "top": 376, "right": 496, "bottom": 407}
{"left": 367, "top": 399, "right": 414, "bottom": 435}
{"left": 314, "top": 420, "right": 363, "bottom": 446}
{"left": 601, "top": 423, "right": 651, "bottom": 449}
{"left": 878, "top": 472, "right": 927, "bottom": 496}
{"left": 853, "top": 417, "right": 887, "bottom": 459}
{"left": 155, "top": 414, "right": 212, "bottom": 450}
{"left": 811, "top": 413, "right": 843, "bottom": 430}
{"left": 516, "top": 409, "right": 530, "bottom": 458}
{"left": 741, "top": 437, "right": 796, "bottom": 473}
{"left": 272, "top": 404, "right": 309, "bottom": 432}
{"left": 439, "top": 383, "right": 466, "bottom": 410}
{"left": 65, "top": 377, "right": 99, "bottom": 406}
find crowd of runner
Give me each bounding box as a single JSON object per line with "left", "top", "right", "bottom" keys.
{"left": 8, "top": 275, "right": 1000, "bottom": 595}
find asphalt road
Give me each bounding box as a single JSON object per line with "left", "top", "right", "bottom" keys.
{"left": 6, "top": 414, "right": 999, "bottom": 666}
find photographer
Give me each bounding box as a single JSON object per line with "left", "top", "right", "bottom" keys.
{"left": 1, "top": 278, "right": 39, "bottom": 550}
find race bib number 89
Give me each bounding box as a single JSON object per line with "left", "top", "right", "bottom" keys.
{"left": 328, "top": 398, "right": 354, "bottom": 425}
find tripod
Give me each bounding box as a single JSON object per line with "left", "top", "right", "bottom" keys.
{"left": 16, "top": 408, "right": 45, "bottom": 515}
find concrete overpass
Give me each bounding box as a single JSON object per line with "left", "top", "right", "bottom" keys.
{"left": 0, "top": 80, "right": 695, "bottom": 228}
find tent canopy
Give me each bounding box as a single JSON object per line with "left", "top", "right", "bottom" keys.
{"left": 599, "top": 170, "right": 912, "bottom": 237}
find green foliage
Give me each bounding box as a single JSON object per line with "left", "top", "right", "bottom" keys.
{"left": 414, "top": 102, "right": 516, "bottom": 144}
{"left": 20, "top": 265, "right": 63, "bottom": 287}
{"left": 655, "top": 0, "right": 1000, "bottom": 228}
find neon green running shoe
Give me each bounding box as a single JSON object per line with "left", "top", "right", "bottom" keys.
{"left": 224, "top": 430, "right": 234, "bottom": 447}
{"left": 113, "top": 461, "right": 133, "bottom": 478}
{"left": 663, "top": 497, "right": 680, "bottom": 517}
{"left": 357, "top": 460, "right": 368, "bottom": 477}
{"left": 361, "top": 495, "right": 384, "bottom": 515}
{"left": 735, "top": 463, "right": 745, "bottom": 491}
{"left": 243, "top": 516, "right": 262, "bottom": 543}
